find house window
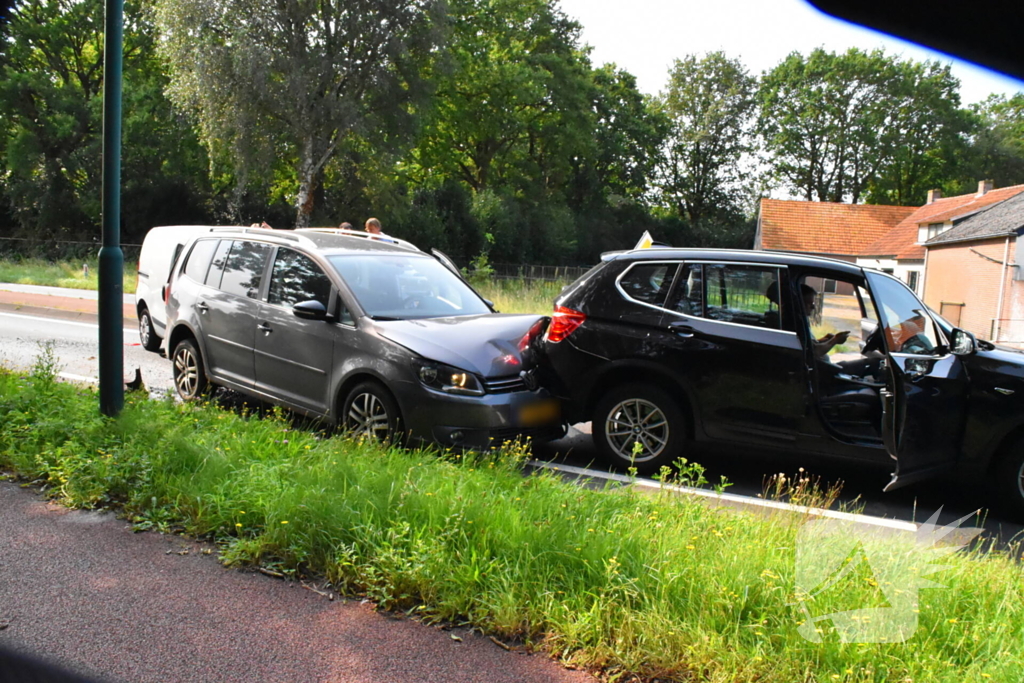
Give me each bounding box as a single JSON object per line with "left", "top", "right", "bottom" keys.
{"left": 907, "top": 271, "right": 920, "bottom": 293}
{"left": 926, "top": 223, "right": 946, "bottom": 240}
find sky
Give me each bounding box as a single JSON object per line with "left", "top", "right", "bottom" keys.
{"left": 556, "top": 0, "right": 1024, "bottom": 106}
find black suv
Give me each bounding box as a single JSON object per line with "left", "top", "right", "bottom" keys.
{"left": 163, "top": 226, "right": 561, "bottom": 449}
{"left": 542, "top": 247, "right": 1024, "bottom": 515}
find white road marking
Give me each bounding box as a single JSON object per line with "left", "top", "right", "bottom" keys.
{"left": 528, "top": 460, "right": 932, "bottom": 532}
{"left": 0, "top": 311, "right": 137, "bottom": 336}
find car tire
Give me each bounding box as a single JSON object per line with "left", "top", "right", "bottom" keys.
{"left": 342, "top": 381, "right": 403, "bottom": 445}
{"left": 138, "top": 306, "right": 161, "bottom": 352}
{"left": 593, "top": 383, "right": 686, "bottom": 475}
{"left": 172, "top": 338, "right": 209, "bottom": 401}
{"left": 994, "top": 444, "right": 1024, "bottom": 521}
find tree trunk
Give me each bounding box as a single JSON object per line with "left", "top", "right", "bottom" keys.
{"left": 295, "top": 136, "right": 318, "bottom": 229}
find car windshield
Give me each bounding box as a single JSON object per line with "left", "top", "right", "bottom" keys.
{"left": 329, "top": 254, "right": 491, "bottom": 320}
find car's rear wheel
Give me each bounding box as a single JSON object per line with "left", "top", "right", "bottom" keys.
{"left": 172, "top": 338, "right": 209, "bottom": 400}
{"left": 593, "top": 384, "right": 685, "bottom": 475}
{"left": 138, "top": 306, "right": 161, "bottom": 352}
{"left": 342, "top": 381, "right": 403, "bottom": 445}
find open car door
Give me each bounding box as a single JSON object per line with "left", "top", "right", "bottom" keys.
{"left": 864, "top": 272, "right": 970, "bottom": 491}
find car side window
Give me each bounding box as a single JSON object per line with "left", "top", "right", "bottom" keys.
{"left": 220, "top": 240, "right": 271, "bottom": 299}
{"left": 666, "top": 264, "right": 703, "bottom": 315}
{"left": 268, "top": 248, "right": 332, "bottom": 309}
{"left": 700, "top": 264, "right": 783, "bottom": 329}
{"left": 206, "top": 239, "right": 231, "bottom": 288}
{"left": 618, "top": 263, "right": 677, "bottom": 306}
{"left": 182, "top": 239, "right": 219, "bottom": 284}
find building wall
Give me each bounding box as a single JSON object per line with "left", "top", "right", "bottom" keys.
{"left": 923, "top": 238, "right": 1016, "bottom": 340}
{"left": 856, "top": 258, "right": 924, "bottom": 294}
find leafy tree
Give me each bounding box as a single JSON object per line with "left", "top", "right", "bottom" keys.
{"left": 0, "top": 0, "right": 211, "bottom": 240}
{"left": 567, "top": 64, "right": 669, "bottom": 212}
{"left": 154, "top": 0, "right": 441, "bottom": 228}
{"left": 657, "top": 51, "right": 756, "bottom": 224}
{"left": 758, "top": 48, "right": 971, "bottom": 206}
{"left": 0, "top": 0, "right": 110, "bottom": 235}
{"left": 411, "top": 0, "right": 589, "bottom": 195}
{"left": 958, "top": 93, "right": 1024, "bottom": 192}
{"left": 864, "top": 61, "right": 971, "bottom": 206}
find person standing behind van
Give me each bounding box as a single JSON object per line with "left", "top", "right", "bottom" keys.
{"left": 339, "top": 222, "right": 353, "bottom": 230}
{"left": 365, "top": 217, "right": 382, "bottom": 234}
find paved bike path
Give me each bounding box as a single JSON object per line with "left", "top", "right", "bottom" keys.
{"left": 0, "top": 483, "right": 595, "bottom": 683}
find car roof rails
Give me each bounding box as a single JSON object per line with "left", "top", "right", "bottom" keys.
{"left": 301, "top": 227, "right": 422, "bottom": 253}
{"left": 207, "top": 226, "right": 302, "bottom": 242}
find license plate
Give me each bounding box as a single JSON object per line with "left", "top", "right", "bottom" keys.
{"left": 518, "top": 399, "right": 561, "bottom": 427}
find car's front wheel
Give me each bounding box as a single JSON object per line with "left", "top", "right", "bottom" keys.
{"left": 342, "top": 381, "right": 403, "bottom": 445}
{"left": 138, "top": 306, "right": 161, "bottom": 352}
{"left": 593, "top": 383, "right": 685, "bottom": 475}
{"left": 172, "top": 338, "right": 209, "bottom": 400}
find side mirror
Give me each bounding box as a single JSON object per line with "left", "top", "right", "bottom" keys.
{"left": 951, "top": 328, "right": 977, "bottom": 356}
{"left": 293, "top": 300, "right": 328, "bottom": 321}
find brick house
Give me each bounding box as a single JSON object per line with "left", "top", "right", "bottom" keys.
{"left": 857, "top": 181, "right": 1024, "bottom": 295}
{"left": 755, "top": 199, "right": 915, "bottom": 293}
{"left": 756, "top": 182, "right": 1024, "bottom": 296}
{"left": 923, "top": 190, "right": 1024, "bottom": 343}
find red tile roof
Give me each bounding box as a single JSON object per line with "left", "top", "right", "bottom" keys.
{"left": 757, "top": 199, "right": 915, "bottom": 256}
{"left": 862, "top": 184, "right": 1024, "bottom": 260}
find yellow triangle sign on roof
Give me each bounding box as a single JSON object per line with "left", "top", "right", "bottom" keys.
{"left": 634, "top": 230, "right": 654, "bottom": 250}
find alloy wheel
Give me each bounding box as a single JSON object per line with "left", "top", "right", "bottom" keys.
{"left": 139, "top": 312, "right": 151, "bottom": 348}
{"left": 346, "top": 391, "right": 392, "bottom": 440}
{"left": 603, "top": 398, "right": 670, "bottom": 463}
{"left": 174, "top": 345, "right": 200, "bottom": 398}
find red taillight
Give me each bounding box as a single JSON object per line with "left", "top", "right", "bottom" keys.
{"left": 518, "top": 318, "right": 547, "bottom": 352}
{"left": 545, "top": 306, "right": 586, "bottom": 343}
{"left": 162, "top": 282, "right": 170, "bottom": 304}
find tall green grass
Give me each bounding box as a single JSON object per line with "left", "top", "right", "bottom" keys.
{"left": 1, "top": 355, "right": 1022, "bottom": 682}
{"left": 0, "top": 257, "right": 138, "bottom": 292}
{"left": 475, "top": 278, "right": 566, "bottom": 315}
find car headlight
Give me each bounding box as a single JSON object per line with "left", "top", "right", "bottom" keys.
{"left": 417, "top": 362, "right": 485, "bottom": 396}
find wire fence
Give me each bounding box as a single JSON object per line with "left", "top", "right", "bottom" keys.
{"left": 0, "top": 236, "right": 143, "bottom": 262}
{"left": 490, "top": 263, "right": 591, "bottom": 282}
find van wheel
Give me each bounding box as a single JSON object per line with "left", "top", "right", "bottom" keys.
{"left": 172, "top": 339, "right": 209, "bottom": 400}
{"left": 593, "top": 384, "right": 685, "bottom": 475}
{"left": 995, "top": 446, "right": 1024, "bottom": 521}
{"left": 342, "top": 381, "right": 403, "bottom": 445}
{"left": 138, "top": 306, "right": 161, "bottom": 352}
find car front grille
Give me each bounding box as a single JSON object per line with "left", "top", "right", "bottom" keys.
{"left": 483, "top": 375, "right": 527, "bottom": 394}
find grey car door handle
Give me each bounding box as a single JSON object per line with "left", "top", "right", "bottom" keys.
{"left": 196, "top": 302, "right": 209, "bottom": 313}
{"left": 257, "top": 322, "right": 272, "bottom": 334}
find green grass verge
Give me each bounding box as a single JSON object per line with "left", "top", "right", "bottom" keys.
{"left": 0, "top": 257, "right": 138, "bottom": 293}
{"left": 1, "top": 355, "right": 1022, "bottom": 682}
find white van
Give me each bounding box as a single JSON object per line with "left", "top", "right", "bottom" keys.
{"left": 135, "top": 226, "right": 225, "bottom": 351}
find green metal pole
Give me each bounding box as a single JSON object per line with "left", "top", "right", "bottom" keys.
{"left": 99, "top": 0, "right": 124, "bottom": 416}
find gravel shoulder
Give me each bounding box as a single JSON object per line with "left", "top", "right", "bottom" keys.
{"left": 0, "top": 482, "right": 596, "bottom": 683}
